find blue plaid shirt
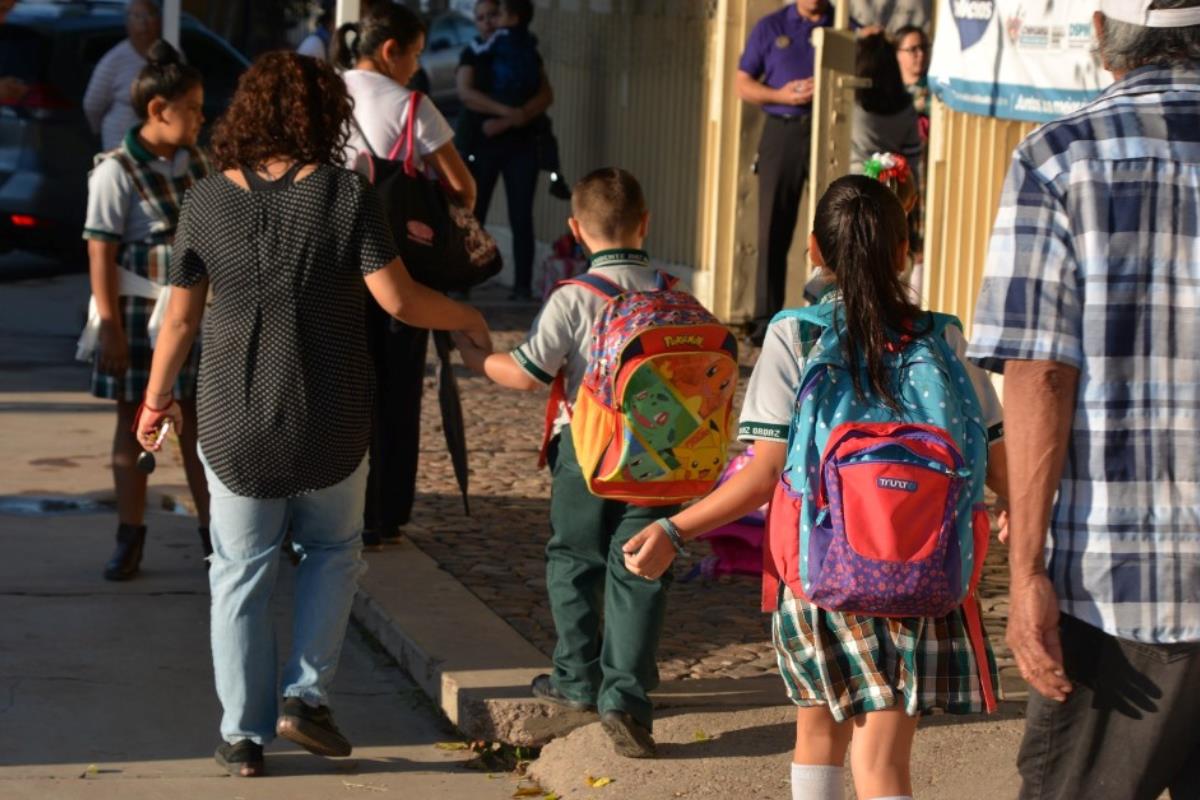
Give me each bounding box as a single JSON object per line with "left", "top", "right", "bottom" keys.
{"left": 968, "top": 65, "right": 1200, "bottom": 644}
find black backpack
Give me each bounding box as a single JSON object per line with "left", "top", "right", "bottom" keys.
{"left": 353, "top": 92, "right": 502, "bottom": 293}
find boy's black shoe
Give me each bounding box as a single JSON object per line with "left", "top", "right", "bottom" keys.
{"left": 103, "top": 523, "right": 146, "bottom": 581}
{"left": 600, "top": 710, "right": 657, "bottom": 759}
{"left": 215, "top": 739, "right": 264, "bottom": 777}
{"left": 276, "top": 697, "right": 352, "bottom": 757}
{"left": 530, "top": 673, "right": 595, "bottom": 712}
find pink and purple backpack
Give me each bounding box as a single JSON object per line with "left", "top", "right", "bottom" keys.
{"left": 765, "top": 304, "right": 996, "bottom": 710}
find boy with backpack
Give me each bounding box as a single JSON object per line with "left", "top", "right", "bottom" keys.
{"left": 623, "top": 175, "right": 1008, "bottom": 800}
{"left": 456, "top": 167, "right": 738, "bottom": 758}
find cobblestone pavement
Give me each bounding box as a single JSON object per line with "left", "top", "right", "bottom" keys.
{"left": 396, "top": 286, "right": 1021, "bottom": 693}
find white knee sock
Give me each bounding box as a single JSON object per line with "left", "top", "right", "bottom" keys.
{"left": 791, "top": 763, "right": 844, "bottom": 800}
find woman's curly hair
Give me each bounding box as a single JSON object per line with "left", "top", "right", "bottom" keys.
{"left": 210, "top": 51, "right": 352, "bottom": 171}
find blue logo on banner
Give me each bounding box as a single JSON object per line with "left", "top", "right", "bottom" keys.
{"left": 951, "top": 0, "right": 994, "bottom": 50}
{"left": 877, "top": 477, "right": 918, "bottom": 493}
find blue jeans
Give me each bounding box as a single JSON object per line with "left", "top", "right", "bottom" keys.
{"left": 201, "top": 450, "right": 368, "bottom": 745}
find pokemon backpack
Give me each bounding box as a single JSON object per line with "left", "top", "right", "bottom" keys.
{"left": 540, "top": 271, "right": 739, "bottom": 506}
{"left": 765, "top": 303, "right": 996, "bottom": 709}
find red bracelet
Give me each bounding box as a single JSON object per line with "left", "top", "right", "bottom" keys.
{"left": 142, "top": 393, "right": 174, "bottom": 412}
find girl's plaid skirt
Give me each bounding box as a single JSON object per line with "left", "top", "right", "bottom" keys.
{"left": 771, "top": 584, "right": 1000, "bottom": 722}
{"left": 90, "top": 295, "right": 199, "bottom": 402}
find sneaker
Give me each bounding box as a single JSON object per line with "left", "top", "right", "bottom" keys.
{"left": 530, "top": 673, "right": 595, "bottom": 712}
{"left": 214, "top": 739, "right": 264, "bottom": 777}
{"left": 600, "top": 710, "right": 657, "bottom": 759}
{"left": 276, "top": 697, "right": 352, "bottom": 757}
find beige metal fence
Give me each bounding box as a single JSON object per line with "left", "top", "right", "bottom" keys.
{"left": 922, "top": 98, "right": 1037, "bottom": 336}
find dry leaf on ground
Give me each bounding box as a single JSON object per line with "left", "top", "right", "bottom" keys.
{"left": 693, "top": 729, "right": 711, "bottom": 742}
{"left": 585, "top": 775, "right": 614, "bottom": 788}
{"left": 435, "top": 741, "right": 470, "bottom": 751}
{"left": 512, "top": 780, "right": 545, "bottom": 797}
{"left": 342, "top": 780, "right": 388, "bottom": 792}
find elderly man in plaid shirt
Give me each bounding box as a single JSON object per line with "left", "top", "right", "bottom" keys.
{"left": 968, "top": 0, "right": 1200, "bottom": 797}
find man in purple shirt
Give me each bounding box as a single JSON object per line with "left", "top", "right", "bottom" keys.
{"left": 736, "top": 0, "right": 834, "bottom": 337}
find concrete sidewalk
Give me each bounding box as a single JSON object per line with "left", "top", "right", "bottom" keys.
{"left": 1, "top": 271, "right": 1031, "bottom": 799}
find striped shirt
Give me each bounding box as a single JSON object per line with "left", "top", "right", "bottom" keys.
{"left": 83, "top": 39, "right": 147, "bottom": 151}
{"left": 967, "top": 65, "right": 1200, "bottom": 644}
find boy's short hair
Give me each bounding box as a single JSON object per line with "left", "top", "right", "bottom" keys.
{"left": 500, "top": 0, "right": 534, "bottom": 25}
{"left": 571, "top": 167, "right": 647, "bottom": 241}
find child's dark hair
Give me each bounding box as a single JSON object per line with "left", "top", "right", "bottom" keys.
{"left": 572, "top": 167, "right": 646, "bottom": 241}
{"left": 500, "top": 0, "right": 534, "bottom": 26}
{"left": 813, "top": 175, "right": 924, "bottom": 410}
{"left": 855, "top": 32, "right": 912, "bottom": 115}
{"left": 332, "top": 4, "right": 426, "bottom": 70}
{"left": 893, "top": 24, "right": 929, "bottom": 46}
{"left": 130, "top": 40, "right": 202, "bottom": 121}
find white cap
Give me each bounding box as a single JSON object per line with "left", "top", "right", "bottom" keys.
{"left": 1099, "top": 0, "right": 1200, "bottom": 27}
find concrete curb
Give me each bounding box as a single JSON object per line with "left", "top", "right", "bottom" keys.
{"left": 351, "top": 534, "right": 788, "bottom": 747}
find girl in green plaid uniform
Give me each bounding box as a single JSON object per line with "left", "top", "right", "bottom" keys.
{"left": 82, "top": 41, "right": 211, "bottom": 581}
{"left": 623, "top": 177, "right": 1009, "bottom": 800}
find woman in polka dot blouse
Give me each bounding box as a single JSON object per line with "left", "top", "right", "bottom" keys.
{"left": 131, "top": 52, "right": 492, "bottom": 778}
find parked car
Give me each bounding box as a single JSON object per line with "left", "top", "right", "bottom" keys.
{"left": 0, "top": 1, "right": 248, "bottom": 262}
{"left": 419, "top": 10, "right": 477, "bottom": 118}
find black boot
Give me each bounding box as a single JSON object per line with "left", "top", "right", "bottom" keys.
{"left": 198, "top": 527, "right": 213, "bottom": 565}
{"left": 103, "top": 523, "right": 146, "bottom": 581}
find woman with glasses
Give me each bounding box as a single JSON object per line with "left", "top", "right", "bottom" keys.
{"left": 893, "top": 25, "right": 931, "bottom": 137}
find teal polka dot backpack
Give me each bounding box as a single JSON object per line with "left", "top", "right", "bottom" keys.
{"left": 765, "top": 302, "right": 997, "bottom": 709}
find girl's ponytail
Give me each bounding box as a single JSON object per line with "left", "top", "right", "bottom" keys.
{"left": 331, "top": 22, "right": 361, "bottom": 70}
{"left": 813, "top": 175, "right": 923, "bottom": 410}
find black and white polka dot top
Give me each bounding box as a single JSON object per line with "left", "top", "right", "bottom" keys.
{"left": 170, "top": 164, "right": 397, "bottom": 498}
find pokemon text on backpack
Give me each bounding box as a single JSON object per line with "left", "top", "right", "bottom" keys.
{"left": 539, "top": 271, "right": 739, "bottom": 507}
{"left": 764, "top": 303, "right": 997, "bottom": 710}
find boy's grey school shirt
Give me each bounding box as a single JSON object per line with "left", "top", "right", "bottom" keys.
{"left": 512, "top": 249, "right": 663, "bottom": 437}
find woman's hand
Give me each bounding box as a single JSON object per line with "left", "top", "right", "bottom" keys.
{"left": 482, "top": 117, "right": 512, "bottom": 138}
{"left": 623, "top": 523, "right": 678, "bottom": 580}
{"left": 461, "top": 309, "right": 493, "bottom": 354}
{"left": 135, "top": 398, "right": 183, "bottom": 452}
{"left": 97, "top": 319, "right": 130, "bottom": 377}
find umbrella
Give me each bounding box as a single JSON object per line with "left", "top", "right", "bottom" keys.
{"left": 432, "top": 330, "right": 470, "bottom": 515}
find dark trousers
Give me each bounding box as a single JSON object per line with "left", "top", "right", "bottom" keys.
{"left": 1018, "top": 614, "right": 1200, "bottom": 800}
{"left": 472, "top": 132, "right": 539, "bottom": 294}
{"left": 364, "top": 298, "right": 428, "bottom": 535}
{"left": 545, "top": 432, "right": 680, "bottom": 730}
{"left": 756, "top": 113, "right": 812, "bottom": 319}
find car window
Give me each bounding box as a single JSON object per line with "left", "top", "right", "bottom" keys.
{"left": 427, "top": 16, "right": 457, "bottom": 52}
{"left": 453, "top": 17, "right": 477, "bottom": 46}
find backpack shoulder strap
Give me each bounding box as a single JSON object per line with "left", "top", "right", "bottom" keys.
{"left": 770, "top": 304, "right": 836, "bottom": 329}
{"left": 927, "top": 311, "right": 963, "bottom": 338}
{"left": 563, "top": 272, "right": 624, "bottom": 300}
{"left": 655, "top": 270, "right": 680, "bottom": 291}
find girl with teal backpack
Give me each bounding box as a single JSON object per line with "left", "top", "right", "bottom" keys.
{"left": 623, "top": 175, "right": 1010, "bottom": 800}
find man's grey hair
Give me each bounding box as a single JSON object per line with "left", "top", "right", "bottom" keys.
{"left": 1099, "top": 0, "right": 1200, "bottom": 71}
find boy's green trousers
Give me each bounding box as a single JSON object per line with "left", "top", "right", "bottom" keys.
{"left": 545, "top": 430, "right": 681, "bottom": 731}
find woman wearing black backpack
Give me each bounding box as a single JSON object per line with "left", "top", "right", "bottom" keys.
{"left": 334, "top": 5, "right": 476, "bottom": 547}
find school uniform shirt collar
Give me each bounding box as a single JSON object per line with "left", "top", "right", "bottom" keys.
{"left": 587, "top": 248, "right": 650, "bottom": 269}
{"left": 123, "top": 125, "right": 195, "bottom": 174}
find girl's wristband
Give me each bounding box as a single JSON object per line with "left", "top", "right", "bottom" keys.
{"left": 657, "top": 517, "right": 687, "bottom": 555}
{"left": 142, "top": 391, "right": 174, "bottom": 412}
